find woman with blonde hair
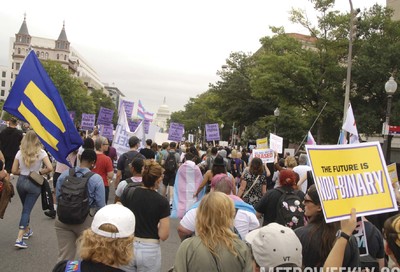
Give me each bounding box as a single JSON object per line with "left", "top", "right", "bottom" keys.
{"left": 173, "top": 192, "right": 252, "bottom": 271}
{"left": 12, "top": 130, "right": 53, "bottom": 248}
{"left": 52, "top": 204, "right": 135, "bottom": 271}
{"left": 122, "top": 159, "right": 170, "bottom": 272}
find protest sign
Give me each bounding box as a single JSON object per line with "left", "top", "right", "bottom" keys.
{"left": 252, "top": 149, "right": 275, "bottom": 163}
{"left": 81, "top": 113, "right": 95, "bottom": 130}
{"left": 353, "top": 219, "right": 369, "bottom": 257}
{"left": 387, "top": 163, "right": 399, "bottom": 184}
{"left": 306, "top": 142, "right": 398, "bottom": 223}
{"left": 205, "top": 123, "right": 220, "bottom": 141}
{"left": 119, "top": 99, "right": 134, "bottom": 118}
{"left": 256, "top": 137, "right": 268, "bottom": 149}
{"left": 99, "top": 123, "right": 114, "bottom": 141}
{"left": 270, "top": 133, "right": 283, "bottom": 153}
{"left": 97, "top": 107, "right": 114, "bottom": 125}
{"left": 168, "top": 122, "right": 184, "bottom": 142}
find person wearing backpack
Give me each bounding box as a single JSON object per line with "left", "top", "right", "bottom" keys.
{"left": 255, "top": 169, "right": 304, "bottom": 229}
{"left": 161, "top": 141, "right": 180, "bottom": 205}
{"left": 114, "top": 136, "right": 145, "bottom": 199}
{"left": 115, "top": 157, "right": 144, "bottom": 203}
{"left": 54, "top": 149, "right": 105, "bottom": 261}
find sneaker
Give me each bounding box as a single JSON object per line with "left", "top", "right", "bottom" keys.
{"left": 44, "top": 210, "right": 56, "bottom": 219}
{"left": 22, "top": 229, "right": 33, "bottom": 240}
{"left": 15, "top": 240, "right": 28, "bottom": 249}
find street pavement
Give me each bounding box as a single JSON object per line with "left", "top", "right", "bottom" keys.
{"left": 0, "top": 176, "right": 181, "bottom": 272}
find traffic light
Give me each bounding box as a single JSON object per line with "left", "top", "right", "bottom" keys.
{"left": 350, "top": 8, "right": 361, "bottom": 40}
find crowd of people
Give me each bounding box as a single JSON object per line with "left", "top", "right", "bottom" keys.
{"left": 1, "top": 118, "right": 400, "bottom": 271}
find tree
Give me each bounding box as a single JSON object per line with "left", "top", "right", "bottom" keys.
{"left": 42, "top": 60, "right": 95, "bottom": 122}
{"left": 89, "top": 89, "right": 118, "bottom": 125}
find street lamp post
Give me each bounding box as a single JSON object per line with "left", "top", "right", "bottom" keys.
{"left": 274, "top": 107, "right": 280, "bottom": 134}
{"left": 382, "top": 76, "right": 398, "bottom": 163}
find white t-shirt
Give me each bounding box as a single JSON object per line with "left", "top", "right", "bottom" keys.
{"left": 293, "top": 165, "right": 312, "bottom": 193}
{"left": 15, "top": 149, "right": 48, "bottom": 176}
{"left": 180, "top": 206, "right": 259, "bottom": 240}
{"left": 115, "top": 176, "right": 143, "bottom": 197}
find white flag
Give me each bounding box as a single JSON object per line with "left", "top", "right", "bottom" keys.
{"left": 342, "top": 103, "right": 359, "bottom": 144}
{"left": 113, "top": 103, "right": 134, "bottom": 157}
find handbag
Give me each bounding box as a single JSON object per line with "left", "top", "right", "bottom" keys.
{"left": 29, "top": 171, "right": 44, "bottom": 186}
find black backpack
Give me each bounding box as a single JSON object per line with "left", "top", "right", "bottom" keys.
{"left": 164, "top": 152, "right": 177, "bottom": 173}
{"left": 120, "top": 178, "right": 143, "bottom": 206}
{"left": 57, "top": 169, "right": 95, "bottom": 224}
{"left": 122, "top": 151, "right": 142, "bottom": 180}
{"left": 275, "top": 187, "right": 305, "bottom": 230}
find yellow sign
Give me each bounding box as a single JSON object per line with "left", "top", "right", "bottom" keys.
{"left": 306, "top": 142, "right": 398, "bottom": 223}
{"left": 256, "top": 137, "right": 268, "bottom": 149}
{"left": 387, "top": 163, "right": 399, "bottom": 184}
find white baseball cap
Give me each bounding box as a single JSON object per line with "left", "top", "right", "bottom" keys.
{"left": 245, "top": 223, "right": 302, "bottom": 269}
{"left": 91, "top": 204, "right": 135, "bottom": 238}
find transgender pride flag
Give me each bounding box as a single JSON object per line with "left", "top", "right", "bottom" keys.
{"left": 306, "top": 131, "right": 316, "bottom": 145}
{"left": 137, "top": 100, "right": 154, "bottom": 122}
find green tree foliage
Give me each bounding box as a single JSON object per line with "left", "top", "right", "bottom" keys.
{"left": 41, "top": 60, "right": 95, "bottom": 122}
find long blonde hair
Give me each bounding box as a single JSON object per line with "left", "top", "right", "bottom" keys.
{"left": 20, "top": 130, "right": 42, "bottom": 168}
{"left": 78, "top": 223, "right": 134, "bottom": 267}
{"left": 196, "top": 192, "right": 238, "bottom": 258}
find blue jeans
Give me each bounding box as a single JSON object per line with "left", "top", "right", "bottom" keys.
{"left": 16, "top": 175, "right": 41, "bottom": 229}
{"left": 122, "top": 241, "right": 161, "bottom": 272}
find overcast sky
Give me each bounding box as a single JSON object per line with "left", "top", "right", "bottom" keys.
{"left": 0, "top": 0, "right": 386, "bottom": 115}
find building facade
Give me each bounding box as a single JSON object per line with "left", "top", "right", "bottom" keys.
{"left": 9, "top": 15, "right": 110, "bottom": 95}
{"left": 0, "top": 65, "right": 12, "bottom": 101}
{"left": 387, "top": 0, "right": 400, "bottom": 21}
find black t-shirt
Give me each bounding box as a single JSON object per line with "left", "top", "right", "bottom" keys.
{"left": 364, "top": 221, "right": 385, "bottom": 259}
{"left": 295, "top": 223, "right": 360, "bottom": 268}
{"left": 116, "top": 150, "right": 145, "bottom": 180}
{"left": 255, "top": 186, "right": 305, "bottom": 226}
{"left": 52, "top": 260, "right": 124, "bottom": 272}
{"left": 140, "top": 148, "right": 155, "bottom": 159}
{"left": 0, "top": 127, "right": 23, "bottom": 157}
{"left": 123, "top": 187, "right": 170, "bottom": 239}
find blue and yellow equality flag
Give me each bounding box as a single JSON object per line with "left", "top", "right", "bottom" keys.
{"left": 3, "top": 50, "right": 82, "bottom": 166}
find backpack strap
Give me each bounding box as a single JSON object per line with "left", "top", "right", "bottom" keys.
{"left": 242, "top": 175, "right": 260, "bottom": 198}
{"left": 64, "top": 260, "right": 81, "bottom": 272}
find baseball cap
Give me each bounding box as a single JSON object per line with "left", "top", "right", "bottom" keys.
{"left": 245, "top": 223, "right": 302, "bottom": 269}
{"left": 91, "top": 204, "right": 135, "bottom": 238}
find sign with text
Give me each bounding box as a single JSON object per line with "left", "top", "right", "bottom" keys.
{"left": 119, "top": 99, "right": 134, "bottom": 118}
{"left": 128, "top": 119, "right": 141, "bottom": 132}
{"left": 353, "top": 219, "right": 369, "bottom": 257}
{"left": 269, "top": 133, "right": 283, "bottom": 154}
{"left": 205, "top": 123, "right": 220, "bottom": 141}
{"left": 252, "top": 149, "right": 275, "bottom": 163}
{"left": 97, "top": 107, "right": 114, "bottom": 125}
{"left": 99, "top": 123, "right": 114, "bottom": 141}
{"left": 81, "top": 113, "right": 96, "bottom": 130}
{"left": 306, "top": 142, "right": 398, "bottom": 223}
{"left": 144, "top": 119, "right": 150, "bottom": 134}
{"left": 388, "top": 163, "right": 399, "bottom": 184}
{"left": 256, "top": 137, "right": 268, "bottom": 149}
{"left": 168, "top": 122, "right": 184, "bottom": 142}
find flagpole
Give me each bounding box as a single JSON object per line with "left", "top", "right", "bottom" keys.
{"left": 295, "top": 102, "right": 328, "bottom": 155}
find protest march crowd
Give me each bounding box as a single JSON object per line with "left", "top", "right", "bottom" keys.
{"left": 2, "top": 118, "right": 400, "bottom": 272}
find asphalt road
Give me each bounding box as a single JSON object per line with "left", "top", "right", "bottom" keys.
{"left": 0, "top": 176, "right": 181, "bottom": 272}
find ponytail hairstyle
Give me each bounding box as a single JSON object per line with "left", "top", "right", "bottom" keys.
{"left": 142, "top": 159, "right": 163, "bottom": 188}
{"left": 384, "top": 214, "right": 400, "bottom": 264}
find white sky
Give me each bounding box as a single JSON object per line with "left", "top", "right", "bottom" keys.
{"left": 0, "top": 0, "right": 386, "bottom": 115}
